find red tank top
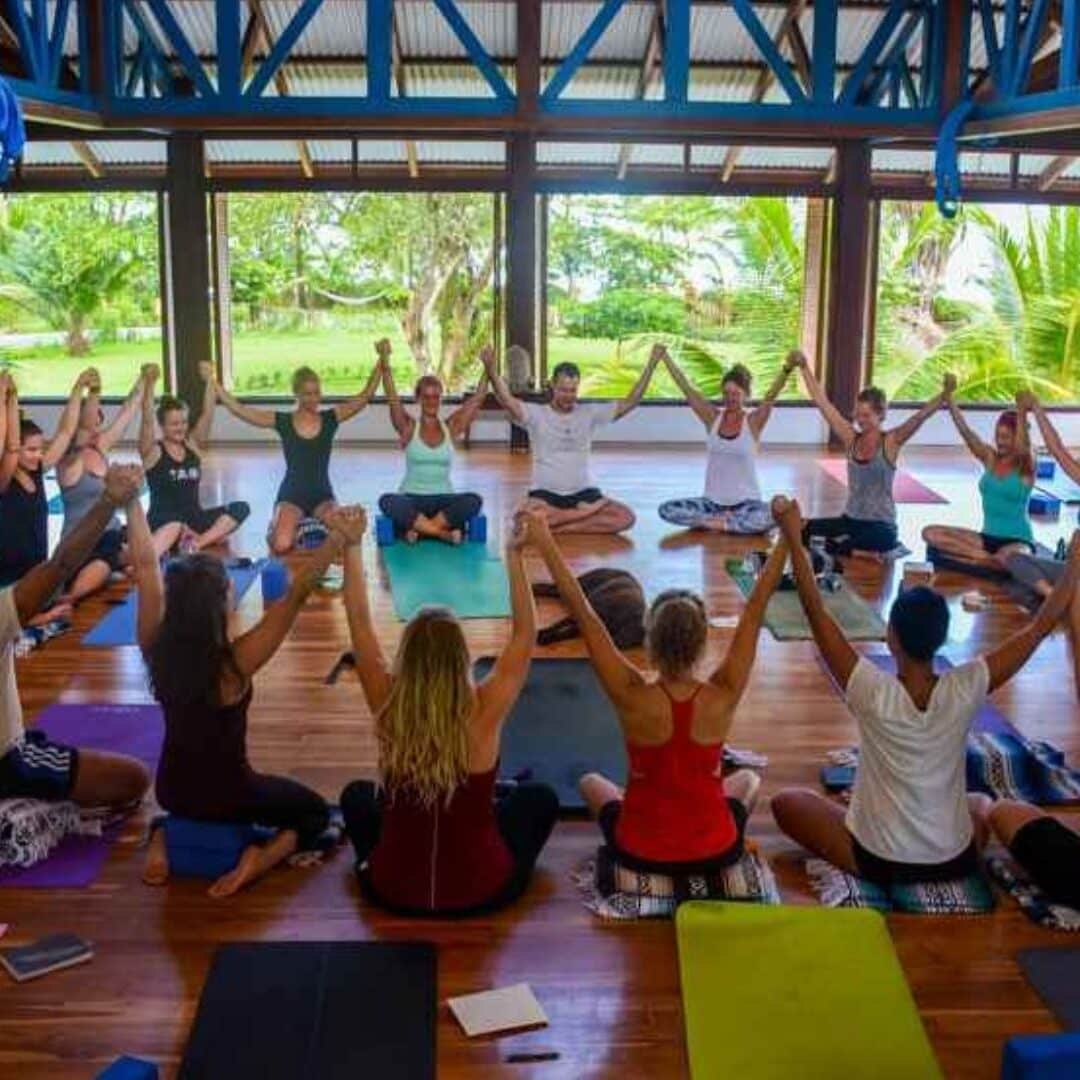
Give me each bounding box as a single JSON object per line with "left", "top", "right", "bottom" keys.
{"left": 367, "top": 765, "right": 513, "bottom": 912}
{"left": 615, "top": 685, "right": 737, "bottom": 864}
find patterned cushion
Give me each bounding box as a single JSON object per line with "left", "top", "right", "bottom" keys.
{"left": 986, "top": 856, "right": 1080, "bottom": 932}
{"left": 807, "top": 858, "right": 995, "bottom": 914}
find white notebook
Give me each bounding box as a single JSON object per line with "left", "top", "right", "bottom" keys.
{"left": 447, "top": 983, "right": 548, "bottom": 1037}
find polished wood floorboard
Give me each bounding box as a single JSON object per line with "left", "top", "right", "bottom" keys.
{"left": 4, "top": 444, "right": 1079, "bottom": 1079}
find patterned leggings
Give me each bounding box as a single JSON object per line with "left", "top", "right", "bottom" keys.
{"left": 658, "top": 497, "right": 773, "bottom": 535}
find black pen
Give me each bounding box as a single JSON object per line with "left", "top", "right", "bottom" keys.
{"left": 506, "top": 1051, "right": 560, "bottom": 1063}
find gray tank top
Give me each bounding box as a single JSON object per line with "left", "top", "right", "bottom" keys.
{"left": 845, "top": 439, "right": 896, "bottom": 524}
{"left": 60, "top": 466, "right": 118, "bottom": 539}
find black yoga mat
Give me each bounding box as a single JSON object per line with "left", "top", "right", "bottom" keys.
{"left": 475, "top": 656, "right": 625, "bottom": 812}
{"left": 1018, "top": 948, "right": 1080, "bottom": 1031}
{"left": 179, "top": 941, "right": 436, "bottom": 1080}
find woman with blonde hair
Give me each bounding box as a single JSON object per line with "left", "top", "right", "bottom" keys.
{"left": 336, "top": 508, "right": 558, "bottom": 915}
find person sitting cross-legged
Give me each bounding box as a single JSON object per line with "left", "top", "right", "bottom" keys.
{"left": 769, "top": 495, "right": 1080, "bottom": 887}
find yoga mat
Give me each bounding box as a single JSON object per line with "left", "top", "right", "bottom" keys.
{"left": 676, "top": 901, "right": 942, "bottom": 1079}
{"left": 1018, "top": 948, "right": 1080, "bottom": 1031}
{"left": 475, "top": 656, "right": 624, "bottom": 811}
{"left": 0, "top": 703, "right": 164, "bottom": 888}
{"left": 817, "top": 457, "right": 948, "bottom": 504}
{"left": 382, "top": 542, "right": 510, "bottom": 621}
{"left": 179, "top": 941, "right": 436, "bottom": 1080}
{"left": 83, "top": 561, "right": 263, "bottom": 647}
{"left": 730, "top": 570, "right": 886, "bottom": 641}
{"left": 1036, "top": 476, "right": 1080, "bottom": 504}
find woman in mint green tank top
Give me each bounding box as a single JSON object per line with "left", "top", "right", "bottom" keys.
{"left": 376, "top": 340, "right": 489, "bottom": 544}
{"left": 922, "top": 394, "right": 1035, "bottom": 574}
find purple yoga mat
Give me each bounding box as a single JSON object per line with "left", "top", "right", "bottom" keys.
{"left": 0, "top": 703, "right": 163, "bottom": 888}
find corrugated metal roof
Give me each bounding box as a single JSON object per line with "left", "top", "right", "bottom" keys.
{"left": 415, "top": 139, "right": 506, "bottom": 163}
{"left": 284, "top": 62, "right": 367, "bottom": 96}
{"left": 688, "top": 68, "right": 761, "bottom": 104}
{"left": 543, "top": 61, "right": 638, "bottom": 99}
{"left": 307, "top": 139, "right": 353, "bottom": 163}
{"left": 627, "top": 143, "right": 683, "bottom": 166}
{"left": 397, "top": 2, "right": 513, "bottom": 59}
{"left": 89, "top": 140, "right": 167, "bottom": 165}
{"left": 354, "top": 139, "right": 408, "bottom": 163}
{"left": 690, "top": 6, "right": 786, "bottom": 64}
{"left": 689, "top": 144, "right": 732, "bottom": 167}
{"left": 960, "top": 151, "right": 1012, "bottom": 177}
{"left": 739, "top": 146, "right": 833, "bottom": 170}
{"left": 1018, "top": 154, "right": 1064, "bottom": 179}
{"left": 206, "top": 138, "right": 299, "bottom": 163}
{"left": 537, "top": 141, "right": 619, "bottom": 165}
{"left": 407, "top": 62, "right": 510, "bottom": 97}
{"left": 1065, "top": 159, "right": 1080, "bottom": 181}
{"left": 542, "top": 2, "right": 653, "bottom": 63}
{"left": 260, "top": 0, "right": 366, "bottom": 57}
{"left": 21, "top": 141, "right": 81, "bottom": 167}
{"left": 873, "top": 148, "right": 936, "bottom": 174}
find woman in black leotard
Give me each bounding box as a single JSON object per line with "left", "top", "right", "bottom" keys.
{"left": 0, "top": 370, "right": 93, "bottom": 621}
{"left": 211, "top": 360, "right": 380, "bottom": 554}
{"left": 140, "top": 363, "right": 250, "bottom": 556}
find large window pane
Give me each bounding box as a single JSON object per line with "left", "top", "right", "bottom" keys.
{"left": 226, "top": 192, "right": 496, "bottom": 396}
{"left": 0, "top": 193, "right": 161, "bottom": 396}
{"left": 873, "top": 200, "right": 1080, "bottom": 403}
{"left": 546, "top": 194, "right": 809, "bottom": 398}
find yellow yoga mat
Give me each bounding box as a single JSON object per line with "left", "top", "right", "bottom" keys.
{"left": 676, "top": 902, "right": 942, "bottom": 1079}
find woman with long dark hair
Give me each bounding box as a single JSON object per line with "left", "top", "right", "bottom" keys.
{"left": 132, "top": 501, "right": 340, "bottom": 898}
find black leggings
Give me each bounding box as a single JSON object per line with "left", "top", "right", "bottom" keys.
{"left": 803, "top": 514, "right": 898, "bottom": 555}
{"left": 157, "top": 770, "right": 330, "bottom": 850}
{"left": 378, "top": 492, "right": 482, "bottom": 533}
{"left": 339, "top": 779, "right": 559, "bottom": 915}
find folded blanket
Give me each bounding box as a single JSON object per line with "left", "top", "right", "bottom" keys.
{"left": 806, "top": 858, "right": 995, "bottom": 914}
{"left": 574, "top": 844, "right": 781, "bottom": 920}
{"left": 986, "top": 855, "right": 1080, "bottom": 932}
{"left": 0, "top": 798, "right": 103, "bottom": 868}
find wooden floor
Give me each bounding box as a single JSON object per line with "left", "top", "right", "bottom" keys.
{"left": 5, "top": 443, "right": 1080, "bottom": 1079}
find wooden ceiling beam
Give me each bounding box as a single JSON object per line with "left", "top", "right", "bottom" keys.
{"left": 1037, "top": 154, "right": 1076, "bottom": 190}
{"left": 616, "top": 4, "right": 665, "bottom": 180}
{"left": 71, "top": 140, "right": 104, "bottom": 178}
{"left": 390, "top": 8, "right": 420, "bottom": 179}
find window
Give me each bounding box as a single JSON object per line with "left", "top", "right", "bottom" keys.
{"left": 545, "top": 194, "right": 810, "bottom": 399}
{"left": 872, "top": 200, "right": 1080, "bottom": 403}
{"left": 224, "top": 191, "right": 498, "bottom": 397}
{"left": 0, "top": 192, "right": 161, "bottom": 396}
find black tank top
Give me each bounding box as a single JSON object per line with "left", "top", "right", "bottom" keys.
{"left": 0, "top": 465, "right": 46, "bottom": 583}
{"left": 146, "top": 442, "right": 202, "bottom": 522}
{"left": 274, "top": 410, "right": 338, "bottom": 496}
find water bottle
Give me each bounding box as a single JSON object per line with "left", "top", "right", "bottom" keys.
{"left": 260, "top": 559, "right": 289, "bottom": 606}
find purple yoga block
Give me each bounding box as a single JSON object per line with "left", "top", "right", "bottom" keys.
{"left": 95, "top": 1057, "right": 159, "bottom": 1080}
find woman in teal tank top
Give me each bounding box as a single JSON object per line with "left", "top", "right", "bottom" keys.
{"left": 922, "top": 391, "right": 1035, "bottom": 574}
{"left": 377, "top": 340, "right": 488, "bottom": 544}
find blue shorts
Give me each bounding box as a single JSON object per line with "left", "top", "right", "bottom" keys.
{"left": 0, "top": 730, "right": 79, "bottom": 800}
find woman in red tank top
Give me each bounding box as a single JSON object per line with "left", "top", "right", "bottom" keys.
{"left": 333, "top": 507, "right": 559, "bottom": 916}
{"left": 527, "top": 509, "right": 787, "bottom": 871}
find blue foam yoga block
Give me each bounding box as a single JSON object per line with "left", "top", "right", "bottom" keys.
{"left": 375, "top": 514, "right": 397, "bottom": 547}
{"left": 1029, "top": 493, "right": 1061, "bottom": 516}
{"left": 1002, "top": 1034, "right": 1080, "bottom": 1079}
{"left": 1037, "top": 457, "right": 1057, "bottom": 480}
{"left": 95, "top": 1057, "right": 159, "bottom": 1080}
{"left": 161, "top": 817, "right": 275, "bottom": 879}
{"left": 467, "top": 513, "right": 487, "bottom": 543}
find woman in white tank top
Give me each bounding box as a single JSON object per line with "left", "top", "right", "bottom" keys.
{"left": 658, "top": 349, "right": 796, "bottom": 534}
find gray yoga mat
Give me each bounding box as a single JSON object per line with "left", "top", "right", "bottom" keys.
{"left": 1018, "top": 948, "right": 1080, "bottom": 1031}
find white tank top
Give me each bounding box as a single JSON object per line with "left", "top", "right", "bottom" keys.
{"left": 703, "top": 413, "right": 761, "bottom": 506}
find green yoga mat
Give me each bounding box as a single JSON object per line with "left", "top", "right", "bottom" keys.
{"left": 730, "top": 569, "right": 885, "bottom": 641}
{"left": 676, "top": 902, "right": 941, "bottom": 1079}
{"left": 382, "top": 542, "right": 511, "bottom": 621}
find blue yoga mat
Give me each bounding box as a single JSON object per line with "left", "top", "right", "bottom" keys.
{"left": 381, "top": 542, "right": 510, "bottom": 620}
{"left": 1036, "top": 476, "right": 1080, "bottom": 503}
{"left": 83, "top": 561, "right": 263, "bottom": 647}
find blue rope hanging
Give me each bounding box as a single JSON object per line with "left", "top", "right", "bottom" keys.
{"left": 0, "top": 76, "right": 25, "bottom": 183}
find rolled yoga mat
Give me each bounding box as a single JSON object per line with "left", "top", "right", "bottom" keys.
{"left": 676, "top": 901, "right": 942, "bottom": 1079}
{"left": 729, "top": 570, "right": 886, "bottom": 641}
{"left": 382, "top": 541, "right": 510, "bottom": 621}
{"left": 83, "top": 561, "right": 263, "bottom": 647}
{"left": 0, "top": 703, "right": 164, "bottom": 888}
{"left": 179, "top": 941, "right": 436, "bottom": 1080}
{"left": 817, "top": 457, "right": 948, "bottom": 504}
{"left": 1018, "top": 948, "right": 1080, "bottom": 1031}
{"left": 475, "top": 656, "right": 624, "bottom": 811}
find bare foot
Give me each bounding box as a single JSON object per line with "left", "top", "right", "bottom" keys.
{"left": 405, "top": 530, "right": 419, "bottom": 545}
{"left": 142, "top": 827, "right": 169, "bottom": 886}
{"left": 446, "top": 529, "right": 463, "bottom": 546}
{"left": 207, "top": 845, "right": 263, "bottom": 899}
{"left": 701, "top": 516, "right": 731, "bottom": 532}
{"left": 27, "top": 602, "right": 73, "bottom": 628}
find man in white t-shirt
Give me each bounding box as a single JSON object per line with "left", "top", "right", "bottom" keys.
{"left": 768, "top": 495, "right": 1080, "bottom": 885}
{"left": 0, "top": 463, "right": 150, "bottom": 808}
{"left": 483, "top": 346, "right": 662, "bottom": 533}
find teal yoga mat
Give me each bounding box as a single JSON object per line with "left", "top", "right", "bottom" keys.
{"left": 381, "top": 542, "right": 510, "bottom": 621}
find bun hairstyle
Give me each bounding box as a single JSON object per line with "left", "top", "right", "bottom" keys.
{"left": 291, "top": 366, "right": 320, "bottom": 396}
{"left": 156, "top": 394, "right": 188, "bottom": 427}
{"left": 414, "top": 374, "right": 444, "bottom": 398}
{"left": 722, "top": 364, "right": 753, "bottom": 395}
{"left": 996, "top": 409, "right": 1019, "bottom": 431}
{"left": 646, "top": 589, "right": 708, "bottom": 680}
{"left": 857, "top": 386, "right": 887, "bottom": 416}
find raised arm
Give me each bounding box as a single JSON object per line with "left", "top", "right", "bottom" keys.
{"left": 794, "top": 351, "right": 855, "bottom": 447}
{"left": 378, "top": 342, "right": 413, "bottom": 442}
{"left": 773, "top": 496, "right": 860, "bottom": 688}
{"left": 748, "top": 355, "right": 795, "bottom": 439}
{"left": 334, "top": 356, "right": 382, "bottom": 424}
{"left": 0, "top": 374, "right": 17, "bottom": 493}
{"left": 214, "top": 382, "right": 276, "bottom": 429}
{"left": 985, "top": 531, "right": 1080, "bottom": 692}
{"left": 945, "top": 380, "right": 992, "bottom": 465}
{"left": 447, "top": 346, "right": 493, "bottom": 439}
{"left": 476, "top": 515, "right": 536, "bottom": 726}
{"left": 1014, "top": 393, "right": 1033, "bottom": 469}
{"left": 189, "top": 362, "right": 217, "bottom": 449}
{"left": 662, "top": 347, "right": 717, "bottom": 429}
{"left": 97, "top": 367, "right": 152, "bottom": 453}
{"left": 612, "top": 344, "right": 662, "bottom": 421}
{"left": 480, "top": 347, "right": 526, "bottom": 424}
{"left": 1026, "top": 392, "right": 1080, "bottom": 486}
{"left": 14, "top": 464, "right": 142, "bottom": 623}
{"left": 138, "top": 366, "right": 161, "bottom": 468}
{"left": 886, "top": 374, "right": 952, "bottom": 455}
{"left": 710, "top": 538, "right": 788, "bottom": 701}
{"left": 229, "top": 531, "right": 345, "bottom": 679}
{"left": 130, "top": 496, "right": 165, "bottom": 653}
{"left": 42, "top": 368, "right": 95, "bottom": 469}
{"left": 529, "top": 509, "right": 644, "bottom": 707}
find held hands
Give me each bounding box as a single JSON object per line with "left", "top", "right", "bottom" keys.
{"left": 942, "top": 372, "right": 957, "bottom": 400}
{"left": 649, "top": 343, "right": 668, "bottom": 366}
{"left": 104, "top": 463, "right": 143, "bottom": 508}
{"left": 325, "top": 504, "right": 367, "bottom": 546}
{"left": 0, "top": 370, "right": 12, "bottom": 400}
{"left": 77, "top": 367, "right": 101, "bottom": 393}
{"left": 375, "top": 339, "right": 392, "bottom": 365}
{"left": 770, "top": 495, "right": 803, "bottom": 539}
{"left": 784, "top": 350, "right": 808, "bottom": 374}
{"left": 1015, "top": 390, "right": 1037, "bottom": 411}
{"left": 479, "top": 344, "right": 498, "bottom": 378}
{"left": 195, "top": 362, "right": 213, "bottom": 385}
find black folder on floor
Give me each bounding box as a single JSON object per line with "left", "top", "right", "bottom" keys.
{"left": 179, "top": 941, "right": 436, "bottom": 1079}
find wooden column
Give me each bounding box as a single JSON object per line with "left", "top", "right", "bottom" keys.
{"left": 799, "top": 196, "right": 828, "bottom": 370}
{"left": 210, "top": 193, "right": 234, "bottom": 388}
{"left": 165, "top": 135, "right": 213, "bottom": 417}
{"left": 824, "top": 140, "right": 874, "bottom": 443}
